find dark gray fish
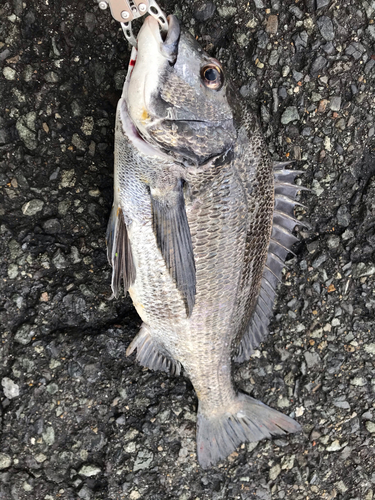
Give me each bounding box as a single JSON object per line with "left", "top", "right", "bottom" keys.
{"left": 107, "top": 14, "right": 302, "bottom": 468}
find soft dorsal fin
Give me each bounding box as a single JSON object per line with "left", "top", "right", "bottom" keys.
{"left": 234, "top": 162, "right": 305, "bottom": 362}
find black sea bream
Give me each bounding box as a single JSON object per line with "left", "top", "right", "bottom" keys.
{"left": 107, "top": 14, "right": 302, "bottom": 468}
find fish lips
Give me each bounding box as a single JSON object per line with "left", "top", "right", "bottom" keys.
{"left": 161, "top": 15, "right": 181, "bottom": 64}
{"left": 138, "top": 14, "right": 181, "bottom": 64}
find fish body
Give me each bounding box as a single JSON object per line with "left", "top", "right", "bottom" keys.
{"left": 107, "top": 15, "right": 302, "bottom": 468}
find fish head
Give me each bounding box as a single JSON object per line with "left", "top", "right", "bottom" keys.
{"left": 125, "top": 15, "right": 236, "bottom": 165}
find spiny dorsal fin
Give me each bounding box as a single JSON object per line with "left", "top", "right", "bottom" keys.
{"left": 106, "top": 205, "right": 136, "bottom": 298}
{"left": 235, "top": 162, "right": 305, "bottom": 363}
{"left": 150, "top": 179, "right": 196, "bottom": 316}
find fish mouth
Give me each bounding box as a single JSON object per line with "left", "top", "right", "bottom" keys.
{"left": 139, "top": 14, "right": 181, "bottom": 63}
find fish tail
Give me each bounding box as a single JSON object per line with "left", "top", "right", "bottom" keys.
{"left": 196, "top": 392, "right": 301, "bottom": 468}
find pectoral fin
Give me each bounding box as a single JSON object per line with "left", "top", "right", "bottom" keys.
{"left": 150, "top": 180, "right": 196, "bottom": 316}
{"left": 106, "top": 204, "right": 136, "bottom": 297}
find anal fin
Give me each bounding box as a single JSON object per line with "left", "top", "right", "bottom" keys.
{"left": 126, "top": 324, "right": 181, "bottom": 376}
{"left": 106, "top": 204, "right": 136, "bottom": 298}
{"left": 151, "top": 179, "right": 196, "bottom": 316}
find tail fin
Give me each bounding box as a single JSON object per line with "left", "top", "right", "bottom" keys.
{"left": 196, "top": 392, "right": 301, "bottom": 468}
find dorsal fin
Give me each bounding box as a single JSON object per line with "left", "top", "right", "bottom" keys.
{"left": 234, "top": 162, "right": 305, "bottom": 363}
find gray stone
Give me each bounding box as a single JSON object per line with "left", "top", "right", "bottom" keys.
{"left": 312, "top": 253, "right": 327, "bottom": 268}
{"left": 329, "top": 96, "right": 342, "bottom": 111}
{"left": 0, "top": 454, "right": 12, "bottom": 470}
{"left": 322, "top": 41, "right": 335, "bottom": 54}
{"left": 367, "top": 25, "right": 375, "bottom": 40}
{"left": 327, "top": 235, "right": 340, "bottom": 249}
{"left": 281, "top": 106, "right": 299, "bottom": 124}
{"left": 84, "top": 12, "right": 96, "bottom": 31}
{"left": 341, "top": 229, "right": 354, "bottom": 240}
{"left": 289, "top": 5, "right": 303, "bottom": 19}
{"left": 60, "top": 169, "right": 76, "bottom": 188}
{"left": 78, "top": 486, "right": 93, "bottom": 500}
{"left": 316, "top": 0, "right": 330, "bottom": 7}
{"left": 217, "top": 5, "right": 237, "bottom": 17}
{"left": 293, "top": 31, "right": 308, "bottom": 51}
{"left": 22, "top": 199, "right": 44, "bottom": 216}
{"left": 45, "top": 71, "right": 59, "bottom": 83}
{"left": 16, "top": 114, "right": 37, "bottom": 150}
{"left": 366, "top": 421, "right": 375, "bottom": 433}
{"left": 365, "top": 59, "right": 375, "bottom": 74}
{"left": 72, "top": 133, "right": 86, "bottom": 150}
{"left": 336, "top": 205, "right": 350, "bottom": 227}
{"left": 310, "top": 55, "right": 327, "bottom": 76}
{"left": 46, "top": 383, "right": 59, "bottom": 395}
{"left": 326, "top": 440, "right": 345, "bottom": 451}
{"left": 79, "top": 465, "right": 101, "bottom": 477}
{"left": 269, "top": 463, "right": 281, "bottom": 480}
{"left": 346, "top": 42, "right": 365, "bottom": 60}
{"left": 14, "top": 324, "right": 35, "bottom": 345}
{"left": 350, "top": 377, "right": 367, "bottom": 387}
{"left": 7, "top": 264, "right": 18, "bottom": 279}
{"left": 293, "top": 70, "right": 303, "bottom": 81}
{"left": 42, "top": 426, "right": 55, "bottom": 446}
{"left": 81, "top": 117, "right": 94, "bottom": 136}
{"left": 3, "top": 67, "right": 16, "bottom": 80}
{"left": 0, "top": 128, "right": 10, "bottom": 144}
{"left": 353, "top": 263, "right": 375, "bottom": 278}
{"left": 114, "top": 70, "right": 126, "bottom": 90}
{"left": 2, "top": 377, "right": 20, "bottom": 399}
{"left": 317, "top": 16, "right": 335, "bottom": 41}
{"left": 194, "top": 1, "right": 216, "bottom": 21}
{"left": 304, "top": 351, "right": 321, "bottom": 368}
{"left": 133, "top": 449, "right": 154, "bottom": 471}
{"left": 43, "top": 219, "right": 62, "bottom": 234}
{"left": 364, "top": 344, "right": 375, "bottom": 355}
{"left": 52, "top": 250, "right": 67, "bottom": 269}
{"left": 333, "top": 400, "right": 350, "bottom": 409}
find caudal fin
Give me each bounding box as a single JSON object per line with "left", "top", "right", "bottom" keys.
{"left": 196, "top": 392, "right": 301, "bottom": 468}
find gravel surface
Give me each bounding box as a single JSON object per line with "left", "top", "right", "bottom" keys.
{"left": 1, "top": 0, "right": 375, "bottom": 498}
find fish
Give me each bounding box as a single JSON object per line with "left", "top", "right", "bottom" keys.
{"left": 106, "top": 14, "right": 303, "bottom": 468}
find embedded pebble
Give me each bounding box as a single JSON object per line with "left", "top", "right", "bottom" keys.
{"left": 0, "top": 453, "right": 12, "bottom": 470}
{"left": 304, "top": 351, "right": 321, "bottom": 368}
{"left": 133, "top": 449, "right": 154, "bottom": 471}
{"left": 22, "top": 199, "right": 44, "bottom": 216}
{"left": 317, "top": 16, "right": 335, "bottom": 41}
{"left": 281, "top": 106, "right": 299, "bottom": 124}
{"left": 79, "top": 465, "right": 102, "bottom": 477}
{"left": 2, "top": 377, "right": 20, "bottom": 399}
{"left": 3, "top": 67, "right": 16, "bottom": 80}
{"left": 269, "top": 463, "right": 281, "bottom": 480}
{"left": 194, "top": 1, "right": 216, "bottom": 21}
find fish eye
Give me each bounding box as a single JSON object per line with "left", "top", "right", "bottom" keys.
{"left": 201, "top": 64, "right": 224, "bottom": 90}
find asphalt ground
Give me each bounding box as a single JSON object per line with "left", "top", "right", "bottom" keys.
{"left": 1, "top": 0, "right": 375, "bottom": 498}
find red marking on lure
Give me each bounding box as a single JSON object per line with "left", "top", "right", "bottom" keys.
{"left": 130, "top": 59, "right": 136, "bottom": 67}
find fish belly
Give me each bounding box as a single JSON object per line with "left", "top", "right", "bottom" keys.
{"left": 125, "top": 159, "right": 247, "bottom": 408}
